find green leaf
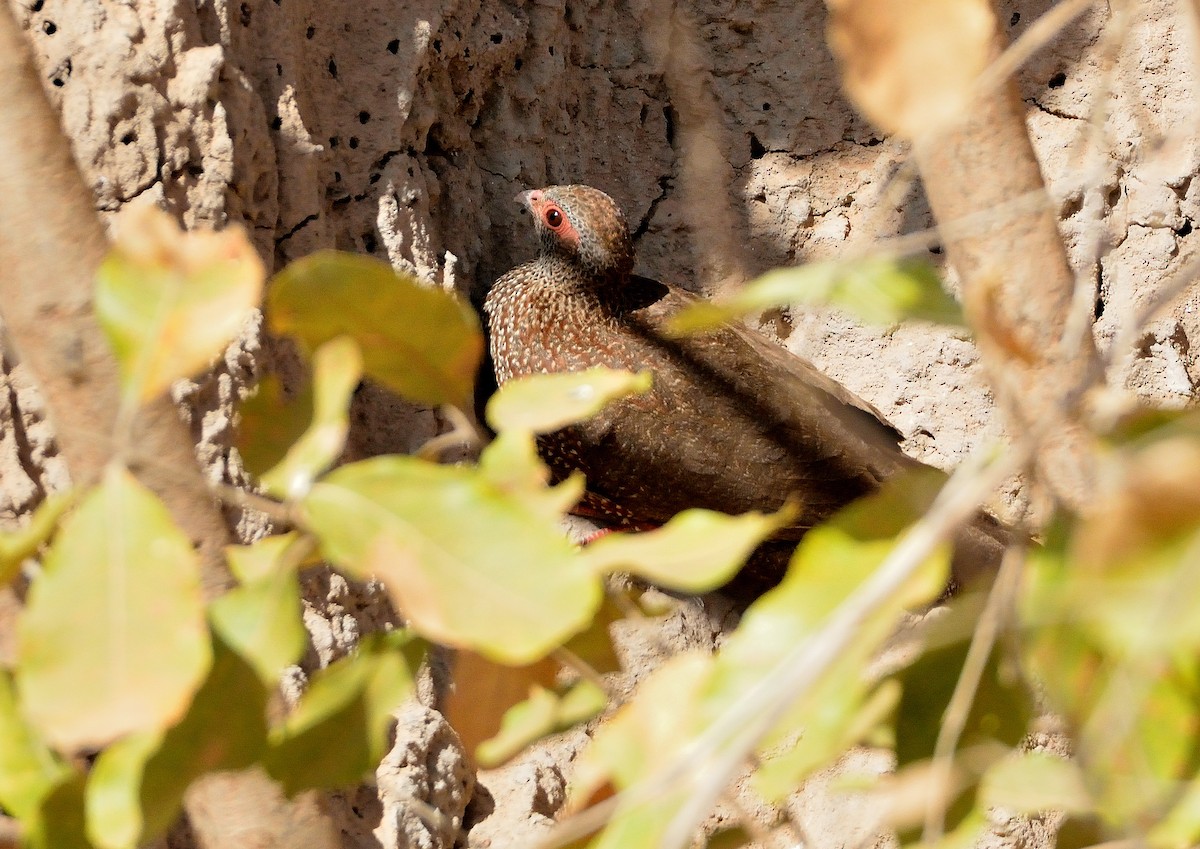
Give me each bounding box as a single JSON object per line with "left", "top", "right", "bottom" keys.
{"left": 86, "top": 635, "right": 268, "bottom": 849}
{"left": 95, "top": 204, "right": 264, "bottom": 406}
{"left": 979, "top": 751, "right": 1092, "bottom": 815}
{"left": 581, "top": 505, "right": 795, "bottom": 593}
{"left": 0, "top": 492, "right": 74, "bottom": 586}
{"left": 668, "top": 258, "right": 964, "bottom": 335}
{"left": 265, "top": 631, "right": 423, "bottom": 795}
{"left": 570, "top": 652, "right": 714, "bottom": 849}
{"left": 25, "top": 770, "right": 93, "bottom": 849}
{"left": 209, "top": 564, "right": 305, "bottom": 685}
{"left": 301, "top": 456, "right": 601, "bottom": 664}
{"left": 477, "top": 679, "right": 606, "bottom": 767}
{"left": 0, "top": 670, "right": 66, "bottom": 820}
{"left": 85, "top": 732, "right": 161, "bottom": 849}
{"left": 18, "top": 466, "right": 211, "bottom": 751}
{"left": 236, "top": 374, "right": 313, "bottom": 480}
{"left": 225, "top": 531, "right": 312, "bottom": 584}
{"left": 267, "top": 251, "right": 482, "bottom": 407}
{"left": 478, "top": 430, "right": 585, "bottom": 521}
{"left": 895, "top": 595, "right": 1031, "bottom": 768}
{"left": 257, "top": 336, "right": 362, "bottom": 499}
{"left": 485, "top": 368, "right": 652, "bottom": 434}
{"left": 708, "top": 472, "right": 950, "bottom": 799}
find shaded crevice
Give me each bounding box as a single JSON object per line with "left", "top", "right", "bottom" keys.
{"left": 275, "top": 213, "right": 319, "bottom": 245}
{"left": 1024, "top": 97, "right": 1083, "bottom": 121}
{"left": 632, "top": 174, "right": 671, "bottom": 242}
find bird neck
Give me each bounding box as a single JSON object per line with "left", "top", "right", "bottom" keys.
{"left": 537, "top": 254, "right": 631, "bottom": 301}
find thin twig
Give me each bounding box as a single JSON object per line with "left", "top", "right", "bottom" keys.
{"left": 416, "top": 404, "right": 485, "bottom": 461}
{"left": 537, "top": 439, "right": 1027, "bottom": 849}
{"left": 921, "top": 545, "right": 1026, "bottom": 844}
{"left": 212, "top": 483, "right": 295, "bottom": 525}
{"left": 552, "top": 646, "right": 612, "bottom": 695}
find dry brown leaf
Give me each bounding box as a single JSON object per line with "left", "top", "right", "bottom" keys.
{"left": 826, "top": 0, "right": 998, "bottom": 141}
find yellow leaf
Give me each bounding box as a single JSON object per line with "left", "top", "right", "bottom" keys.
{"left": 96, "top": 203, "right": 264, "bottom": 406}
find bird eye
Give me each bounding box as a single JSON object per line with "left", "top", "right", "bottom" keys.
{"left": 544, "top": 206, "right": 564, "bottom": 229}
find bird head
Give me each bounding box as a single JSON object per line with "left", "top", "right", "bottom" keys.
{"left": 516, "top": 185, "right": 634, "bottom": 279}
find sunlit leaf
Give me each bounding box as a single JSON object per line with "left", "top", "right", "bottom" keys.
{"left": 301, "top": 456, "right": 600, "bottom": 664}
{"left": 568, "top": 652, "right": 714, "bottom": 847}
{"left": 669, "top": 258, "right": 963, "bottom": 335}
{"left": 581, "top": 505, "right": 795, "bottom": 593}
{"left": 268, "top": 251, "right": 482, "bottom": 407}
{"left": 1021, "top": 433, "right": 1200, "bottom": 834}
{"left": 711, "top": 470, "right": 950, "bottom": 799}
{"left": 0, "top": 671, "right": 65, "bottom": 820}
{"left": 86, "top": 732, "right": 160, "bottom": 849}
{"left": 265, "top": 631, "right": 423, "bottom": 795}
{"left": 826, "top": 0, "right": 997, "bottom": 141}
{"left": 225, "top": 531, "right": 314, "bottom": 584}
{"left": 86, "top": 636, "right": 267, "bottom": 849}
{"left": 17, "top": 466, "right": 211, "bottom": 751}
{"left": 95, "top": 203, "right": 264, "bottom": 405}
{"left": 0, "top": 492, "right": 74, "bottom": 586}
{"left": 476, "top": 679, "right": 606, "bottom": 767}
{"left": 478, "top": 429, "right": 585, "bottom": 520}
{"left": 1151, "top": 777, "right": 1200, "bottom": 849}
{"left": 256, "top": 336, "right": 362, "bottom": 499}
{"left": 979, "top": 751, "right": 1091, "bottom": 816}
{"left": 209, "top": 565, "right": 305, "bottom": 685}
{"left": 486, "top": 368, "right": 653, "bottom": 434}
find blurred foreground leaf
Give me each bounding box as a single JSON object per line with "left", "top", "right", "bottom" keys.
{"left": 0, "top": 492, "right": 74, "bottom": 586}
{"left": 565, "top": 472, "right": 951, "bottom": 847}
{"left": 477, "top": 679, "right": 607, "bottom": 767}
{"left": 95, "top": 203, "right": 263, "bottom": 406}
{"left": 1022, "top": 429, "right": 1200, "bottom": 839}
{"left": 302, "top": 455, "right": 599, "bottom": 664}
{"left": 85, "top": 635, "right": 267, "bottom": 849}
{"left": 268, "top": 251, "right": 482, "bottom": 407}
{"left": 210, "top": 534, "right": 307, "bottom": 684}
{"left": 486, "top": 368, "right": 652, "bottom": 434}
{"left": 669, "top": 258, "right": 963, "bottom": 335}
{"left": 826, "top": 0, "right": 996, "bottom": 141}
{"left": 265, "top": 631, "right": 423, "bottom": 795}
{"left": 18, "top": 466, "right": 210, "bottom": 751}
{"left": 252, "top": 336, "right": 362, "bottom": 499}
{"left": 581, "top": 505, "right": 795, "bottom": 593}
{"left": 0, "top": 671, "right": 65, "bottom": 820}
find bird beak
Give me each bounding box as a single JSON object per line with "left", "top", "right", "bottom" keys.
{"left": 513, "top": 189, "right": 542, "bottom": 212}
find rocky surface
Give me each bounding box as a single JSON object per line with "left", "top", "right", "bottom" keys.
{"left": 1, "top": 0, "right": 1197, "bottom": 846}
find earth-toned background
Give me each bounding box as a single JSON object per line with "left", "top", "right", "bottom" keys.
{"left": 1, "top": 0, "right": 1197, "bottom": 846}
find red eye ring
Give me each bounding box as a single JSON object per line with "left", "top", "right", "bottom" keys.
{"left": 544, "top": 205, "right": 565, "bottom": 229}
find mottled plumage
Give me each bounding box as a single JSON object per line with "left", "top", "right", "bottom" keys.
{"left": 485, "top": 185, "right": 1004, "bottom": 590}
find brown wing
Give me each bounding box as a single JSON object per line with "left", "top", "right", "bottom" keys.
{"left": 542, "top": 275, "right": 925, "bottom": 534}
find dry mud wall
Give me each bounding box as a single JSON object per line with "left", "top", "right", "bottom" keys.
{"left": 2, "top": 0, "right": 1198, "bottom": 846}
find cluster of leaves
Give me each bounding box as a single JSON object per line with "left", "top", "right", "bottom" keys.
{"left": 3, "top": 197, "right": 1200, "bottom": 849}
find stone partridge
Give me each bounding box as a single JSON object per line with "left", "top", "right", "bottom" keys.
{"left": 484, "top": 184, "right": 1005, "bottom": 593}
